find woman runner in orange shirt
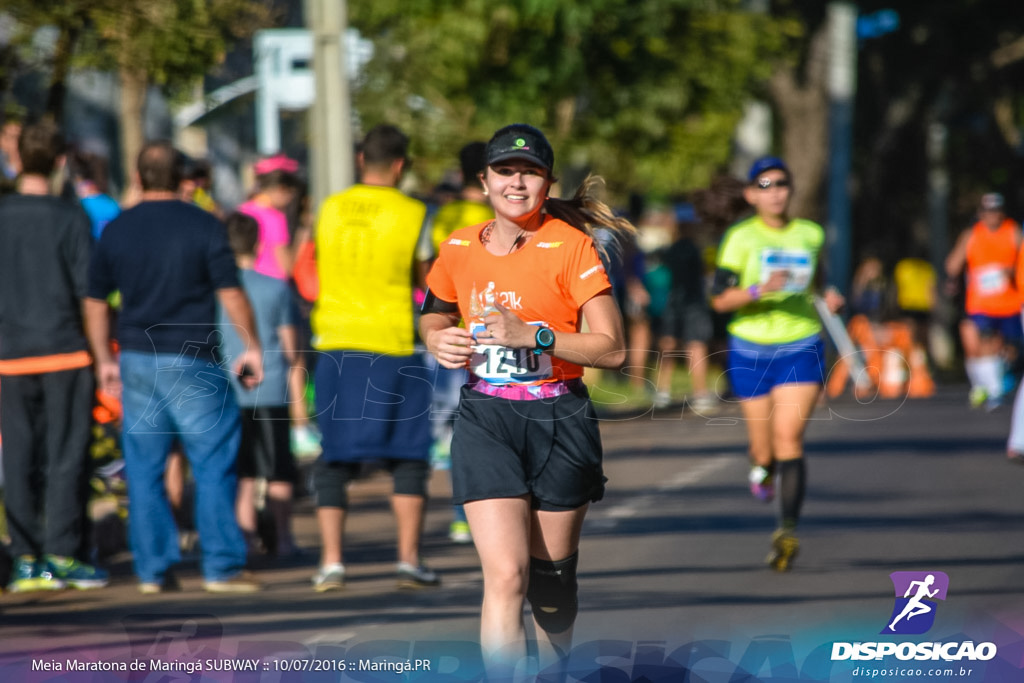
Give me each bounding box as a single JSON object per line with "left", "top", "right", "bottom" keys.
{"left": 420, "top": 124, "right": 633, "bottom": 678}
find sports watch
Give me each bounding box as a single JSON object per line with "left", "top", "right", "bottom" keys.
{"left": 534, "top": 326, "right": 555, "bottom": 355}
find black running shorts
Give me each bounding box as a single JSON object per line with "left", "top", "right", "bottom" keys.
{"left": 450, "top": 383, "right": 606, "bottom": 511}
{"left": 237, "top": 405, "right": 297, "bottom": 483}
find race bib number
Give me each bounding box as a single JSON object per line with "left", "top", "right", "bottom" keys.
{"left": 469, "top": 321, "right": 553, "bottom": 385}
{"left": 470, "top": 345, "right": 553, "bottom": 385}
{"left": 973, "top": 265, "right": 1009, "bottom": 296}
{"left": 760, "top": 249, "right": 814, "bottom": 293}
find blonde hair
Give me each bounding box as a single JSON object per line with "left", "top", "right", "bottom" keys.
{"left": 544, "top": 175, "right": 636, "bottom": 261}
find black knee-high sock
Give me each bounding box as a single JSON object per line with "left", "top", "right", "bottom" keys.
{"left": 777, "top": 459, "right": 806, "bottom": 529}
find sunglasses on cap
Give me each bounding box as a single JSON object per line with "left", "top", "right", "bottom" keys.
{"left": 756, "top": 177, "right": 791, "bottom": 190}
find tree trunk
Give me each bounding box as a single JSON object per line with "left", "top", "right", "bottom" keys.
{"left": 118, "top": 66, "right": 148, "bottom": 202}
{"left": 46, "top": 22, "right": 81, "bottom": 124}
{"left": 768, "top": 21, "right": 830, "bottom": 223}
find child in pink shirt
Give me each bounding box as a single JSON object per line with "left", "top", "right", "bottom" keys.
{"left": 238, "top": 156, "right": 302, "bottom": 281}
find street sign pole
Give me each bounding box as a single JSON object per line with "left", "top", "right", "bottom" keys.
{"left": 305, "top": 0, "right": 354, "bottom": 211}
{"left": 825, "top": 2, "right": 857, "bottom": 295}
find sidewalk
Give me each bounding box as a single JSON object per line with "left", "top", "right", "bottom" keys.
{"left": 6, "top": 464, "right": 474, "bottom": 597}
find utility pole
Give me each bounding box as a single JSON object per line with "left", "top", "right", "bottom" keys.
{"left": 926, "top": 92, "right": 955, "bottom": 370}
{"left": 825, "top": 2, "right": 857, "bottom": 294}
{"left": 305, "top": 0, "right": 354, "bottom": 210}
{"left": 824, "top": 6, "right": 900, "bottom": 294}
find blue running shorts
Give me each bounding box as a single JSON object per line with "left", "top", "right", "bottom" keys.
{"left": 726, "top": 334, "right": 827, "bottom": 399}
{"left": 968, "top": 313, "right": 1023, "bottom": 343}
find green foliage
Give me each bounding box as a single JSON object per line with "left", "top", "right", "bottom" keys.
{"left": 3, "top": 0, "right": 274, "bottom": 104}
{"left": 349, "top": 0, "right": 794, "bottom": 198}
{"left": 92, "top": 1, "right": 272, "bottom": 97}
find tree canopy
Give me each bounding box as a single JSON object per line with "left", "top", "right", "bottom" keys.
{"left": 1, "top": 0, "right": 273, "bottom": 183}
{"left": 3, "top": 0, "right": 1024, "bottom": 264}
{"left": 349, "top": 0, "right": 800, "bottom": 199}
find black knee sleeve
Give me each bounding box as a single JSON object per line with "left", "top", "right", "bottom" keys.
{"left": 390, "top": 459, "right": 430, "bottom": 497}
{"left": 313, "top": 461, "right": 358, "bottom": 509}
{"left": 526, "top": 552, "right": 579, "bottom": 634}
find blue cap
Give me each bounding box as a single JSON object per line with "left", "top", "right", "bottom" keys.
{"left": 675, "top": 202, "right": 697, "bottom": 224}
{"left": 747, "top": 156, "right": 790, "bottom": 183}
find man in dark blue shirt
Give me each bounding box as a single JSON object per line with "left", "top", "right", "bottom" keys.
{"left": 85, "top": 140, "right": 264, "bottom": 594}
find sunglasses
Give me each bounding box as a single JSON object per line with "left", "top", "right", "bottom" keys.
{"left": 753, "top": 178, "right": 790, "bottom": 191}
{"left": 756, "top": 177, "right": 791, "bottom": 190}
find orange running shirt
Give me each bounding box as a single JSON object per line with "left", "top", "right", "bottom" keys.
{"left": 425, "top": 216, "right": 612, "bottom": 383}
{"left": 1016, "top": 243, "right": 1024, "bottom": 304}
{"left": 965, "top": 218, "right": 1021, "bottom": 316}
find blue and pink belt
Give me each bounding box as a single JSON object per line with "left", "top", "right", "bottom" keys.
{"left": 468, "top": 377, "right": 585, "bottom": 401}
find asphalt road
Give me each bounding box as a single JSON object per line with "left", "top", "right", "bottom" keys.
{"left": 1, "top": 385, "right": 1022, "bottom": 682}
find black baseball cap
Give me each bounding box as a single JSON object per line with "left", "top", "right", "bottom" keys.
{"left": 485, "top": 124, "right": 554, "bottom": 172}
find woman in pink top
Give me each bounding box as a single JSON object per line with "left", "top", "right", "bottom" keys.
{"left": 239, "top": 155, "right": 302, "bottom": 280}
{"left": 238, "top": 155, "right": 323, "bottom": 460}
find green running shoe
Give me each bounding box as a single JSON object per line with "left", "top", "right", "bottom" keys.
{"left": 45, "top": 555, "right": 109, "bottom": 589}
{"left": 969, "top": 386, "right": 988, "bottom": 409}
{"left": 7, "top": 556, "right": 66, "bottom": 592}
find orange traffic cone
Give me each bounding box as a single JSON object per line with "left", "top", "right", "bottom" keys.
{"left": 826, "top": 356, "right": 851, "bottom": 398}
{"left": 907, "top": 346, "right": 936, "bottom": 398}
{"left": 879, "top": 322, "right": 915, "bottom": 399}
{"left": 850, "top": 315, "right": 883, "bottom": 398}
{"left": 878, "top": 347, "right": 908, "bottom": 399}
{"left": 884, "top": 321, "right": 935, "bottom": 398}
{"left": 826, "top": 315, "right": 882, "bottom": 399}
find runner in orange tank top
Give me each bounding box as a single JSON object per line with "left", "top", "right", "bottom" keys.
{"left": 945, "top": 192, "right": 1023, "bottom": 410}
{"left": 421, "top": 124, "right": 634, "bottom": 679}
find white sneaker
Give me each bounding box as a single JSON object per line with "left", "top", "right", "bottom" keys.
{"left": 748, "top": 465, "right": 775, "bottom": 503}
{"left": 396, "top": 562, "right": 440, "bottom": 589}
{"left": 689, "top": 394, "right": 719, "bottom": 413}
{"left": 291, "top": 425, "right": 323, "bottom": 459}
{"left": 312, "top": 563, "right": 345, "bottom": 592}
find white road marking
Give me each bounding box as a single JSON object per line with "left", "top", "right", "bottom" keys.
{"left": 587, "top": 457, "right": 734, "bottom": 531}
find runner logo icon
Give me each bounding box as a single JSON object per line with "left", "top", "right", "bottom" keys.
{"left": 882, "top": 571, "right": 949, "bottom": 635}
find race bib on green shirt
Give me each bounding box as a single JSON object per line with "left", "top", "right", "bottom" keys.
{"left": 760, "top": 248, "right": 813, "bottom": 293}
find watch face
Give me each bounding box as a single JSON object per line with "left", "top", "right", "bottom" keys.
{"left": 537, "top": 327, "right": 555, "bottom": 348}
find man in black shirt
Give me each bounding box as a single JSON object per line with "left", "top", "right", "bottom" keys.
{"left": 0, "top": 121, "right": 108, "bottom": 591}
{"left": 85, "top": 140, "right": 264, "bottom": 594}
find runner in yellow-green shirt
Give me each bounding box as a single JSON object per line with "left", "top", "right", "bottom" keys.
{"left": 710, "top": 156, "right": 844, "bottom": 572}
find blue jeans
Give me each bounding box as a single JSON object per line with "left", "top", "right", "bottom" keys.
{"left": 120, "top": 351, "right": 246, "bottom": 583}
